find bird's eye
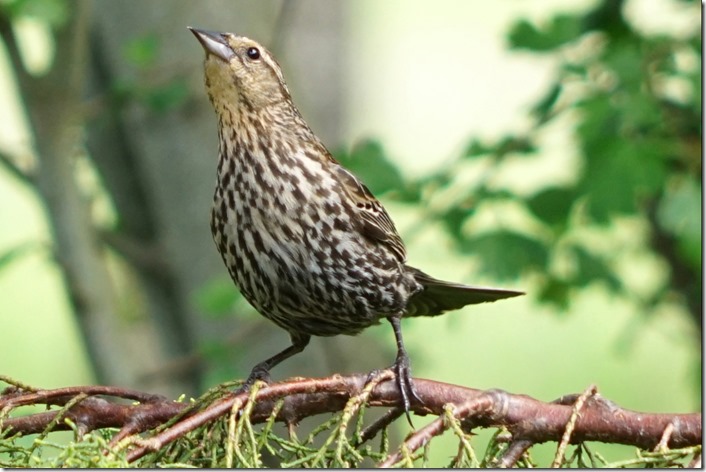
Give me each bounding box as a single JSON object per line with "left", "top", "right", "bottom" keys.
{"left": 246, "top": 47, "right": 261, "bottom": 60}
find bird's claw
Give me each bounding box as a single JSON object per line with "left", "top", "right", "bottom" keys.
{"left": 237, "top": 364, "right": 272, "bottom": 393}
{"left": 392, "top": 353, "right": 422, "bottom": 427}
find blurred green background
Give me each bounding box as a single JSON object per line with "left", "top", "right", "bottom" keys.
{"left": 0, "top": 0, "right": 700, "bottom": 465}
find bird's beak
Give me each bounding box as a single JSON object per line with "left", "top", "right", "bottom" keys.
{"left": 188, "top": 27, "right": 233, "bottom": 61}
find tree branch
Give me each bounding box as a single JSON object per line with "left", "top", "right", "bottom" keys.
{"left": 0, "top": 374, "right": 700, "bottom": 467}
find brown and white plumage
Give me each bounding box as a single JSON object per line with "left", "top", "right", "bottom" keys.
{"left": 189, "top": 28, "right": 523, "bottom": 419}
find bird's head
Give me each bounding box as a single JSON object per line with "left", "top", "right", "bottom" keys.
{"left": 189, "top": 27, "right": 291, "bottom": 111}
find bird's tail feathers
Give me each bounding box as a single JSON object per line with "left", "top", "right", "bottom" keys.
{"left": 405, "top": 266, "right": 523, "bottom": 317}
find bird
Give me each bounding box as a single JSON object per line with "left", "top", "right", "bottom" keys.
{"left": 189, "top": 27, "right": 523, "bottom": 419}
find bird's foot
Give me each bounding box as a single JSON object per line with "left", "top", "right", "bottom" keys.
{"left": 235, "top": 364, "right": 272, "bottom": 394}
{"left": 391, "top": 352, "right": 423, "bottom": 427}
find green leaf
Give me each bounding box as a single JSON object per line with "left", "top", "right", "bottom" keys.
{"left": 440, "top": 206, "right": 473, "bottom": 240}
{"left": 463, "top": 138, "right": 494, "bottom": 159}
{"left": 5, "top": 0, "right": 68, "bottom": 27}
{"left": 584, "top": 138, "right": 667, "bottom": 222}
{"left": 603, "top": 41, "right": 646, "bottom": 89}
{"left": 657, "top": 175, "right": 702, "bottom": 271}
{"left": 571, "top": 245, "right": 621, "bottom": 292}
{"left": 508, "top": 15, "right": 584, "bottom": 52}
{"left": 576, "top": 96, "right": 668, "bottom": 222}
{"left": 123, "top": 34, "right": 160, "bottom": 68}
{"left": 460, "top": 230, "right": 548, "bottom": 280}
{"left": 536, "top": 277, "right": 572, "bottom": 311}
{"left": 144, "top": 78, "right": 189, "bottom": 113}
{"left": 394, "top": 180, "right": 423, "bottom": 204}
{"left": 561, "top": 62, "right": 588, "bottom": 77}
{"left": 109, "top": 77, "right": 189, "bottom": 113}
{"left": 335, "top": 139, "right": 405, "bottom": 195}
{"left": 495, "top": 135, "right": 536, "bottom": 157}
{"left": 527, "top": 187, "right": 576, "bottom": 227}
{"left": 463, "top": 135, "right": 535, "bottom": 160}
{"left": 625, "top": 93, "right": 664, "bottom": 132}
{"left": 658, "top": 175, "right": 701, "bottom": 236}
{"left": 582, "top": 0, "right": 632, "bottom": 39}
{"left": 531, "top": 83, "right": 562, "bottom": 123}
{"left": 194, "top": 277, "right": 242, "bottom": 319}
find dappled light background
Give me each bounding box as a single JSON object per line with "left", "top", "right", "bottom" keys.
{"left": 0, "top": 0, "right": 700, "bottom": 465}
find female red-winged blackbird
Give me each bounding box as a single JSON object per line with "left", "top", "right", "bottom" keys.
{"left": 189, "top": 27, "right": 522, "bottom": 417}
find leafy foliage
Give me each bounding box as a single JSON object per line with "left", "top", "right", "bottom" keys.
{"left": 114, "top": 34, "right": 190, "bottom": 113}
{"left": 335, "top": 139, "right": 407, "bottom": 196}
{"left": 354, "top": 0, "right": 701, "bottom": 326}
{"left": 0, "top": 0, "right": 68, "bottom": 28}
{"left": 460, "top": 230, "right": 549, "bottom": 280}
{"left": 1, "top": 378, "right": 700, "bottom": 468}
{"left": 1, "top": 421, "right": 699, "bottom": 468}
{"left": 508, "top": 14, "right": 584, "bottom": 52}
{"left": 194, "top": 276, "right": 244, "bottom": 319}
{"left": 0, "top": 5, "right": 698, "bottom": 468}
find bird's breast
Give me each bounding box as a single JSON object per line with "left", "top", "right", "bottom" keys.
{"left": 210, "top": 142, "right": 416, "bottom": 335}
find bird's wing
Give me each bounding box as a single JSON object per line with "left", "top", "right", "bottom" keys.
{"left": 332, "top": 164, "right": 407, "bottom": 262}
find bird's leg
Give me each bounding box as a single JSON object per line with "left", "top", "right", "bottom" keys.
{"left": 387, "top": 315, "right": 422, "bottom": 426}
{"left": 242, "top": 332, "right": 310, "bottom": 388}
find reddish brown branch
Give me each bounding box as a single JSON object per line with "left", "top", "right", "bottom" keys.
{"left": 0, "top": 374, "right": 700, "bottom": 466}
{"left": 380, "top": 391, "right": 498, "bottom": 467}
{"left": 496, "top": 439, "right": 533, "bottom": 468}
{"left": 354, "top": 406, "right": 404, "bottom": 446}
{"left": 1, "top": 384, "right": 167, "bottom": 407}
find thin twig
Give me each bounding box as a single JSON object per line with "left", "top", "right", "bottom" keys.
{"left": 551, "top": 384, "right": 597, "bottom": 467}
{"left": 655, "top": 421, "right": 675, "bottom": 452}
{"left": 0, "top": 383, "right": 167, "bottom": 409}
